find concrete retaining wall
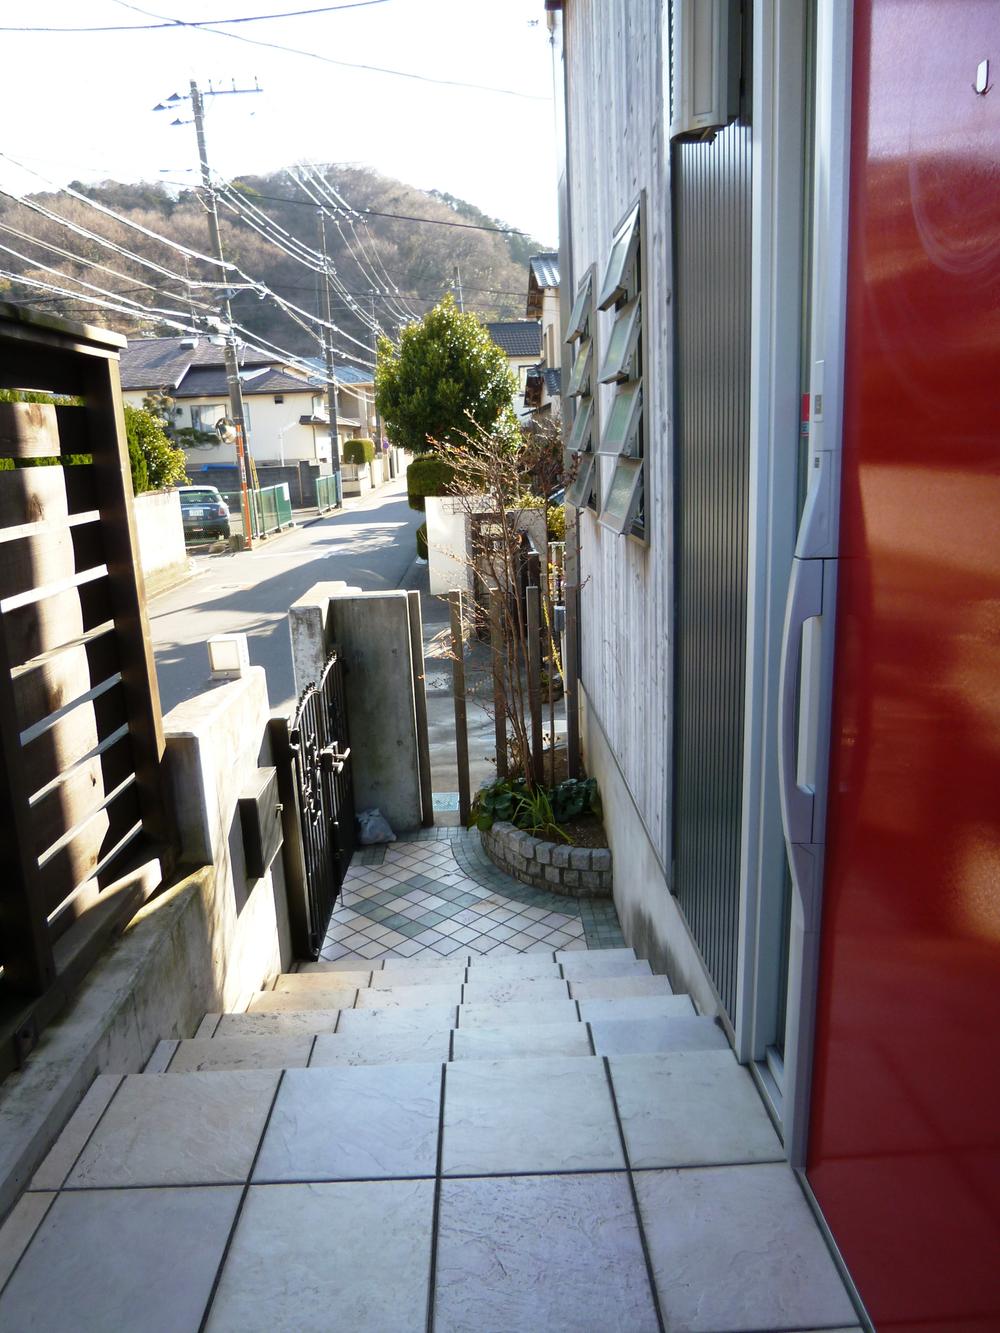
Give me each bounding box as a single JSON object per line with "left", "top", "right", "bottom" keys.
{"left": 480, "top": 822, "right": 613, "bottom": 898}
{"left": 133, "top": 489, "right": 190, "bottom": 596}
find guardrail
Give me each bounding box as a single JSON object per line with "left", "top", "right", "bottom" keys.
{"left": 221, "top": 483, "right": 294, "bottom": 541}
{"left": 316, "top": 472, "right": 342, "bottom": 512}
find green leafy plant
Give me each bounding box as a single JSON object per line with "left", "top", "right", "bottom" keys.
{"left": 123, "top": 404, "right": 187, "bottom": 492}
{"left": 550, "top": 777, "right": 601, "bottom": 825}
{"left": 469, "top": 774, "right": 600, "bottom": 843}
{"left": 343, "top": 437, "right": 376, "bottom": 464}
{"left": 406, "top": 452, "right": 456, "bottom": 512}
{"left": 415, "top": 520, "right": 428, "bottom": 560}
{"left": 375, "top": 294, "right": 518, "bottom": 454}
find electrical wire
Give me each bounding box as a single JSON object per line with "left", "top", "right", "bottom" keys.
{"left": 0, "top": 158, "right": 380, "bottom": 364}
{"left": 299, "top": 162, "right": 417, "bottom": 319}
{"left": 107, "top": 1, "right": 549, "bottom": 101}
{"left": 3, "top": 1, "right": 390, "bottom": 32}
{"left": 224, "top": 185, "right": 533, "bottom": 236}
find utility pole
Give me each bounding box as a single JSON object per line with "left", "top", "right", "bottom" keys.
{"left": 452, "top": 264, "right": 465, "bottom": 312}
{"left": 368, "top": 289, "right": 384, "bottom": 456}
{"left": 158, "top": 79, "right": 261, "bottom": 545}
{"left": 318, "top": 211, "right": 343, "bottom": 502}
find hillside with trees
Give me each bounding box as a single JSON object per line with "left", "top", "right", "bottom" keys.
{"left": 0, "top": 165, "right": 547, "bottom": 365}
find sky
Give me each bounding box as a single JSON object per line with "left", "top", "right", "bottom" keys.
{"left": 0, "top": 0, "right": 558, "bottom": 244}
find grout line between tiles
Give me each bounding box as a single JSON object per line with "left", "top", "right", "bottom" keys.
{"left": 601, "top": 1054, "right": 665, "bottom": 1333}
{"left": 585, "top": 1022, "right": 597, "bottom": 1057}
{"left": 425, "top": 1062, "right": 447, "bottom": 1333}
{"left": 306, "top": 1034, "right": 318, "bottom": 1068}
{"left": 48, "top": 1072, "right": 127, "bottom": 1194}
{"left": 0, "top": 1191, "right": 58, "bottom": 1303}
{"left": 197, "top": 1068, "right": 286, "bottom": 1333}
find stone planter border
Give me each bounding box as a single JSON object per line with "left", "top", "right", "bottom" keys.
{"left": 480, "top": 822, "right": 612, "bottom": 899}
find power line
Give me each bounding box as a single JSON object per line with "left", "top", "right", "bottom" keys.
{"left": 108, "top": 1, "right": 549, "bottom": 100}
{"left": 227, "top": 185, "right": 532, "bottom": 236}
{"left": 2, "top": 1, "right": 389, "bottom": 32}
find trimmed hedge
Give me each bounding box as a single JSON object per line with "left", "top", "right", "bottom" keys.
{"left": 416, "top": 520, "right": 428, "bottom": 560}
{"left": 343, "top": 437, "right": 376, "bottom": 464}
{"left": 406, "top": 452, "right": 455, "bottom": 512}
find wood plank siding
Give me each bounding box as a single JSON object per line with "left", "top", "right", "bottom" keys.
{"left": 565, "top": 0, "right": 674, "bottom": 868}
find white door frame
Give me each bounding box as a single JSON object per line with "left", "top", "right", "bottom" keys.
{"left": 736, "top": 0, "right": 855, "bottom": 1167}
{"left": 735, "top": 0, "right": 810, "bottom": 1073}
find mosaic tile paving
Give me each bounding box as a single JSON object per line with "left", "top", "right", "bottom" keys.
{"left": 321, "top": 828, "right": 626, "bottom": 961}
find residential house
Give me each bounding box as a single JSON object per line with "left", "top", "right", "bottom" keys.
{"left": 553, "top": 0, "right": 999, "bottom": 1327}
{"left": 485, "top": 319, "right": 542, "bottom": 422}
{"left": 119, "top": 335, "right": 375, "bottom": 472}
{"left": 523, "top": 252, "right": 562, "bottom": 419}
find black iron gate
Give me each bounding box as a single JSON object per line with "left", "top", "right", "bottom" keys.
{"left": 287, "top": 650, "right": 355, "bottom": 957}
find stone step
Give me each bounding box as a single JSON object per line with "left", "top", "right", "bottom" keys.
{"left": 278, "top": 954, "right": 653, "bottom": 990}
{"left": 150, "top": 1019, "right": 728, "bottom": 1075}
{"left": 296, "top": 945, "right": 643, "bottom": 978}
{"left": 259, "top": 972, "right": 671, "bottom": 1016}
{"left": 218, "top": 991, "right": 703, "bottom": 1040}
{"left": 33, "top": 1049, "right": 784, "bottom": 1198}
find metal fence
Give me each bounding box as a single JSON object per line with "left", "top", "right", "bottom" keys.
{"left": 315, "top": 472, "right": 341, "bottom": 512}
{"left": 221, "top": 483, "right": 294, "bottom": 541}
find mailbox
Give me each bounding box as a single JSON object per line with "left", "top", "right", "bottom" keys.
{"left": 238, "top": 766, "right": 283, "bottom": 879}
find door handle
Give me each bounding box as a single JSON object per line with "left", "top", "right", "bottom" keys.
{"left": 320, "top": 744, "right": 351, "bottom": 774}
{"left": 778, "top": 556, "right": 823, "bottom": 847}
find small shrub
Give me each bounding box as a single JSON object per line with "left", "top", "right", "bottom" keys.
{"left": 469, "top": 775, "right": 602, "bottom": 843}
{"left": 416, "top": 520, "right": 428, "bottom": 560}
{"left": 343, "top": 437, "right": 375, "bottom": 465}
{"left": 123, "top": 404, "right": 187, "bottom": 492}
{"left": 547, "top": 503, "right": 566, "bottom": 541}
{"left": 406, "top": 452, "right": 455, "bottom": 512}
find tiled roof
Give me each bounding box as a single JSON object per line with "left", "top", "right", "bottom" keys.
{"left": 118, "top": 335, "right": 271, "bottom": 389}
{"left": 301, "top": 356, "right": 373, "bottom": 386}
{"left": 168, "top": 366, "right": 315, "bottom": 400}
{"left": 542, "top": 366, "right": 561, "bottom": 396}
{"left": 529, "top": 253, "right": 560, "bottom": 290}
{"left": 487, "top": 321, "right": 542, "bottom": 357}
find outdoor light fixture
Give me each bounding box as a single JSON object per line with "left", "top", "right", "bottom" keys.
{"left": 208, "top": 633, "right": 250, "bottom": 677}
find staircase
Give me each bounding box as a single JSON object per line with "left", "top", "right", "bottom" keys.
{"left": 0, "top": 943, "right": 859, "bottom": 1331}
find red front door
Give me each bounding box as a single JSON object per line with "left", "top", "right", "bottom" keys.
{"left": 807, "top": 2, "right": 1000, "bottom": 1328}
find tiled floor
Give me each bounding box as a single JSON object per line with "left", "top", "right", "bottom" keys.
{"left": 0, "top": 829, "right": 863, "bottom": 1332}
{"left": 2, "top": 1045, "right": 859, "bottom": 1333}
{"left": 322, "top": 828, "right": 625, "bottom": 960}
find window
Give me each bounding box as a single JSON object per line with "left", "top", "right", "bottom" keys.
{"left": 564, "top": 266, "right": 598, "bottom": 512}
{"left": 190, "top": 403, "right": 225, "bottom": 433}
{"left": 273, "top": 394, "right": 284, "bottom": 404}
{"left": 597, "top": 199, "right": 646, "bottom": 540}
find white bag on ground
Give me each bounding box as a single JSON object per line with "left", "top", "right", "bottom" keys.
{"left": 356, "top": 808, "right": 396, "bottom": 845}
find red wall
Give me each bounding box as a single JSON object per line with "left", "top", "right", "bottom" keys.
{"left": 807, "top": 2, "right": 1000, "bottom": 1328}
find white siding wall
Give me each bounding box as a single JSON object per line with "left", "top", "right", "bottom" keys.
{"left": 566, "top": 0, "right": 674, "bottom": 871}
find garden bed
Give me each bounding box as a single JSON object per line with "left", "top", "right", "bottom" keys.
{"left": 480, "top": 821, "right": 613, "bottom": 899}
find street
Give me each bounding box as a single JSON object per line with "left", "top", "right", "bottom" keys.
{"left": 149, "top": 476, "right": 422, "bottom": 716}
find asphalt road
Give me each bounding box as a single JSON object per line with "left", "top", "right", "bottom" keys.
{"left": 149, "top": 476, "right": 422, "bottom": 717}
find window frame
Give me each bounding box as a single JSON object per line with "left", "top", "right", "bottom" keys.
{"left": 597, "top": 193, "right": 648, "bottom": 543}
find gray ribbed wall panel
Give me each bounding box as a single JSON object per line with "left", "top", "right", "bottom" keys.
{"left": 671, "top": 117, "right": 752, "bottom": 1021}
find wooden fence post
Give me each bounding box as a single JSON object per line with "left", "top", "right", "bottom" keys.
{"left": 449, "top": 591, "right": 471, "bottom": 823}
{"left": 526, "top": 585, "right": 544, "bottom": 786}
{"left": 489, "top": 587, "right": 508, "bottom": 780}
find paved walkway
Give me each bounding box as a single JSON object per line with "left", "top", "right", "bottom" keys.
{"left": 324, "top": 828, "right": 625, "bottom": 960}
{"left": 0, "top": 831, "right": 861, "bottom": 1332}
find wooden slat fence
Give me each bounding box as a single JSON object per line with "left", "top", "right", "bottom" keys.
{"left": 0, "top": 303, "right": 174, "bottom": 1077}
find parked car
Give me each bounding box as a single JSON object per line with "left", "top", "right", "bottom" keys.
{"left": 177, "top": 485, "right": 230, "bottom": 541}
